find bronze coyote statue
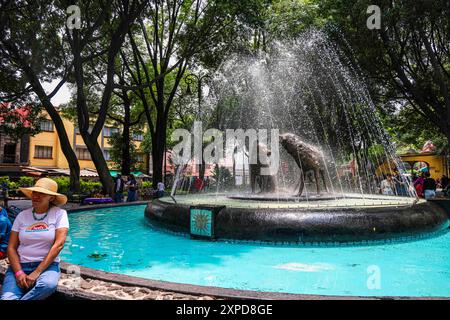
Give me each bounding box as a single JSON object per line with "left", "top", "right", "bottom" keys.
{"left": 279, "top": 133, "right": 328, "bottom": 196}
{"left": 248, "top": 143, "right": 277, "bottom": 193}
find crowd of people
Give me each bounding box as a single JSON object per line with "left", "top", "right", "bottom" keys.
{"left": 112, "top": 174, "right": 139, "bottom": 203}
{"left": 379, "top": 171, "right": 447, "bottom": 200}
{"left": 113, "top": 174, "right": 166, "bottom": 202}
{"left": 379, "top": 173, "right": 407, "bottom": 196}
{"left": 175, "top": 176, "right": 211, "bottom": 193}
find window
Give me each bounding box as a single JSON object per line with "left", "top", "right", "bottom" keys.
{"left": 133, "top": 133, "right": 144, "bottom": 141}
{"left": 34, "top": 146, "right": 53, "bottom": 159}
{"left": 40, "top": 120, "right": 54, "bottom": 132}
{"left": 75, "top": 126, "right": 94, "bottom": 135}
{"left": 76, "top": 147, "right": 91, "bottom": 160}
{"left": 137, "top": 154, "right": 145, "bottom": 163}
{"left": 103, "top": 127, "right": 119, "bottom": 137}
{"left": 103, "top": 149, "right": 111, "bottom": 161}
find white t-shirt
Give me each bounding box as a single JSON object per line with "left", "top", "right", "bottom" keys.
{"left": 380, "top": 179, "right": 394, "bottom": 195}
{"left": 12, "top": 206, "right": 69, "bottom": 263}
{"left": 157, "top": 182, "right": 165, "bottom": 191}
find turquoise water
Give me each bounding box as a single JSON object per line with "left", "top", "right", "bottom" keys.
{"left": 60, "top": 205, "right": 450, "bottom": 297}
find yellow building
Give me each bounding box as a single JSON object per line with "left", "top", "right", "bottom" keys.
{"left": 376, "top": 152, "right": 449, "bottom": 179}
{"left": 28, "top": 112, "right": 148, "bottom": 173}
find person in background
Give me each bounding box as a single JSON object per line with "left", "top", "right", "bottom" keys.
{"left": 0, "top": 200, "right": 12, "bottom": 260}
{"left": 393, "top": 173, "right": 407, "bottom": 196}
{"left": 440, "top": 175, "right": 449, "bottom": 190}
{"left": 126, "top": 175, "right": 137, "bottom": 202}
{"left": 423, "top": 172, "right": 437, "bottom": 200}
{"left": 193, "top": 176, "right": 204, "bottom": 192}
{"left": 113, "top": 174, "right": 124, "bottom": 203}
{"left": 1, "top": 178, "right": 69, "bottom": 300}
{"left": 204, "top": 176, "right": 210, "bottom": 192}
{"left": 380, "top": 174, "right": 394, "bottom": 195}
{"left": 156, "top": 181, "right": 165, "bottom": 198}
{"left": 414, "top": 172, "right": 425, "bottom": 198}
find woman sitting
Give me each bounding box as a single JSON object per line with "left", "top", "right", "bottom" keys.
{"left": 1, "top": 178, "right": 69, "bottom": 300}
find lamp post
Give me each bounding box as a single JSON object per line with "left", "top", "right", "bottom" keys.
{"left": 184, "top": 72, "right": 211, "bottom": 121}
{"left": 184, "top": 72, "right": 211, "bottom": 182}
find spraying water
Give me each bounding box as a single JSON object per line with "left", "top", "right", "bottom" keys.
{"left": 170, "top": 29, "right": 416, "bottom": 206}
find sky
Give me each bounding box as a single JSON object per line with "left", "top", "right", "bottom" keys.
{"left": 42, "top": 79, "right": 71, "bottom": 106}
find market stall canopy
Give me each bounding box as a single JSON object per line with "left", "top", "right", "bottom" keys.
{"left": 0, "top": 165, "right": 47, "bottom": 177}
{"left": 45, "top": 168, "right": 99, "bottom": 177}
{"left": 109, "top": 170, "right": 150, "bottom": 178}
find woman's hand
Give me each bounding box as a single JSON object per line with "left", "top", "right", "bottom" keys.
{"left": 15, "top": 273, "right": 29, "bottom": 290}
{"left": 25, "top": 270, "right": 40, "bottom": 288}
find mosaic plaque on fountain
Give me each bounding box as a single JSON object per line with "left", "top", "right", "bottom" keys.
{"left": 189, "top": 205, "right": 225, "bottom": 239}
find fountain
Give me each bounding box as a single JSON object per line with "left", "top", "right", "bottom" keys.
{"left": 145, "top": 29, "right": 449, "bottom": 244}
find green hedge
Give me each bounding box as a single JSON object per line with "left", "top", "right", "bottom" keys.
{"left": 18, "top": 176, "right": 34, "bottom": 187}
{"left": 80, "top": 180, "right": 102, "bottom": 195}
{"left": 53, "top": 176, "right": 102, "bottom": 195}
{"left": 2, "top": 175, "right": 105, "bottom": 196}
{"left": 140, "top": 181, "right": 152, "bottom": 189}
{"left": 0, "top": 177, "right": 19, "bottom": 191}
{"left": 53, "top": 176, "right": 70, "bottom": 194}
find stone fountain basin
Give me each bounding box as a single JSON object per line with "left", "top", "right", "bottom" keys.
{"left": 145, "top": 196, "right": 450, "bottom": 244}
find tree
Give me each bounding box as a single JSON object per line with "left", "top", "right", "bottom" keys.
{"left": 119, "top": 0, "right": 268, "bottom": 187}
{"left": 380, "top": 104, "right": 447, "bottom": 153}
{"left": 319, "top": 0, "right": 450, "bottom": 150}
{"left": 0, "top": 103, "right": 45, "bottom": 141}
{"left": 107, "top": 131, "right": 139, "bottom": 172}
{"left": 67, "top": 0, "right": 148, "bottom": 195}
{"left": 0, "top": 0, "right": 81, "bottom": 191}
{"left": 0, "top": 0, "right": 151, "bottom": 194}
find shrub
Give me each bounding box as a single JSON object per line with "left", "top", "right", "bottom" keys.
{"left": 53, "top": 176, "right": 70, "bottom": 194}
{"left": 49, "top": 177, "right": 102, "bottom": 195}
{"left": 80, "top": 179, "right": 102, "bottom": 195}
{"left": 140, "top": 181, "right": 153, "bottom": 189}
{"left": 0, "top": 176, "right": 10, "bottom": 188}
{"left": 18, "top": 176, "right": 34, "bottom": 187}
{"left": 0, "top": 177, "right": 18, "bottom": 192}
{"left": 211, "top": 166, "right": 234, "bottom": 190}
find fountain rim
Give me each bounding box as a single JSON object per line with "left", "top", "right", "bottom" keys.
{"left": 160, "top": 193, "right": 420, "bottom": 211}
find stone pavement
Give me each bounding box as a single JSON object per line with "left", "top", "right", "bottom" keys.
{"left": 0, "top": 260, "right": 216, "bottom": 300}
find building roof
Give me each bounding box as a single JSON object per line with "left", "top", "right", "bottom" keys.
{"left": 44, "top": 168, "right": 100, "bottom": 177}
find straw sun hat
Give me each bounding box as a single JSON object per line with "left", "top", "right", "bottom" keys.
{"left": 19, "top": 178, "right": 67, "bottom": 206}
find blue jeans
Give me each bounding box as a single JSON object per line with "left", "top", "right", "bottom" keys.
{"left": 1, "top": 262, "right": 60, "bottom": 300}
{"left": 127, "top": 190, "right": 136, "bottom": 202}
{"left": 424, "top": 189, "right": 436, "bottom": 200}
{"left": 114, "top": 192, "right": 123, "bottom": 203}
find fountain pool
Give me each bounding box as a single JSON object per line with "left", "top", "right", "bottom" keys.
{"left": 60, "top": 205, "right": 450, "bottom": 298}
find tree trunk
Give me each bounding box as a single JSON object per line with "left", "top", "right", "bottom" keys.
{"left": 49, "top": 106, "right": 81, "bottom": 193}
{"left": 1, "top": 38, "right": 82, "bottom": 192}
{"left": 447, "top": 132, "right": 450, "bottom": 176}
{"left": 151, "top": 141, "right": 164, "bottom": 188}
{"left": 121, "top": 92, "right": 131, "bottom": 176}
{"left": 199, "top": 158, "right": 206, "bottom": 180}
{"left": 151, "top": 114, "right": 166, "bottom": 188}
{"left": 82, "top": 133, "right": 114, "bottom": 196}
{"left": 31, "top": 84, "right": 81, "bottom": 193}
